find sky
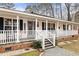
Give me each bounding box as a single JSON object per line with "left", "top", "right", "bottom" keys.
{"left": 14, "top": 3, "right": 31, "bottom": 11}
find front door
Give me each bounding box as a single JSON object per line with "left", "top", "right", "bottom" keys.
{"left": 27, "top": 21, "right": 35, "bottom": 39}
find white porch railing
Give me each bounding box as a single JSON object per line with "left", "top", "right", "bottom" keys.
{"left": 0, "top": 30, "right": 78, "bottom": 45}
{"left": 0, "top": 30, "right": 17, "bottom": 44}
{"left": 57, "top": 30, "right": 78, "bottom": 37}
{"left": 0, "top": 30, "right": 36, "bottom": 44}
{"left": 19, "top": 30, "right": 35, "bottom": 41}
{"left": 49, "top": 30, "right": 78, "bottom": 37}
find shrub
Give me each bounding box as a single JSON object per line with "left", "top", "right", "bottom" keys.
{"left": 32, "top": 40, "right": 42, "bottom": 49}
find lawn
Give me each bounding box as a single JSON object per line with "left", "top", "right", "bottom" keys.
{"left": 18, "top": 50, "right": 41, "bottom": 56}
{"left": 58, "top": 40, "right": 79, "bottom": 54}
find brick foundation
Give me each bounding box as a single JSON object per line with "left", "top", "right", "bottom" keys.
{"left": 0, "top": 41, "right": 32, "bottom": 53}
{"left": 57, "top": 34, "right": 79, "bottom": 42}
{"left": 0, "top": 47, "right": 5, "bottom": 53}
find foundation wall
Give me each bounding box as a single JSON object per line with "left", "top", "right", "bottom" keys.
{"left": 0, "top": 42, "right": 32, "bottom": 53}
{"left": 57, "top": 34, "right": 79, "bottom": 42}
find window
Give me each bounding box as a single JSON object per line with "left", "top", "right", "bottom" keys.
{"left": 42, "top": 22, "right": 46, "bottom": 30}
{"left": 13, "top": 19, "right": 17, "bottom": 30}
{"left": 71, "top": 25, "right": 72, "bottom": 30}
{"left": 5, "top": 18, "right": 12, "bottom": 30}
{"left": 67, "top": 25, "right": 69, "bottom": 30}
{"left": 52, "top": 23, "right": 55, "bottom": 30}
{"left": 73, "top": 25, "right": 77, "bottom": 30}
{"left": 48, "top": 23, "right": 55, "bottom": 30}
{"left": 63, "top": 24, "right": 66, "bottom": 30}
{"left": 20, "top": 20, "right": 23, "bottom": 30}
{"left": 5, "top": 26, "right": 12, "bottom": 30}
{"left": 48, "top": 23, "right": 50, "bottom": 30}
{"left": 13, "top": 19, "right": 17, "bottom": 26}
{"left": 5, "top": 18, "right": 12, "bottom": 25}
{"left": 28, "top": 21, "right": 35, "bottom": 30}
{"left": 37, "top": 22, "right": 39, "bottom": 27}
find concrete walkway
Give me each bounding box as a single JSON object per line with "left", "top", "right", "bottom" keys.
{"left": 42, "top": 47, "right": 78, "bottom": 56}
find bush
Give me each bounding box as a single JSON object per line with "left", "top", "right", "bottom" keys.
{"left": 32, "top": 40, "right": 42, "bottom": 49}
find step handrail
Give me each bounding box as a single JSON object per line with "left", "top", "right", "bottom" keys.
{"left": 46, "top": 38, "right": 54, "bottom": 45}
{"left": 47, "top": 31, "right": 56, "bottom": 46}
{"left": 36, "top": 31, "right": 45, "bottom": 49}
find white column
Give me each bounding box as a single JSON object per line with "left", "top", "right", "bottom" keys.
{"left": 56, "top": 22, "right": 59, "bottom": 37}
{"left": 53, "top": 34, "right": 55, "bottom": 46}
{"left": 66, "top": 23, "right": 67, "bottom": 30}
{"left": 77, "top": 25, "right": 78, "bottom": 30}
{"left": 35, "top": 18, "right": 37, "bottom": 40}
{"left": 71, "top": 24, "right": 73, "bottom": 35}
{"left": 69, "top": 25, "right": 71, "bottom": 30}
{"left": 3, "top": 17, "right": 5, "bottom": 43}
{"left": 3, "top": 17, "right": 5, "bottom": 30}
{"left": 42, "top": 37, "right": 45, "bottom": 49}
{"left": 71, "top": 24, "right": 73, "bottom": 30}
{"left": 12, "top": 18, "right": 13, "bottom": 30}
{"left": 12, "top": 18, "right": 14, "bottom": 42}
{"left": 77, "top": 25, "right": 79, "bottom": 34}
{"left": 66, "top": 23, "right": 68, "bottom": 36}
{"left": 17, "top": 16, "right": 20, "bottom": 42}
{"left": 46, "top": 20, "right": 48, "bottom": 38}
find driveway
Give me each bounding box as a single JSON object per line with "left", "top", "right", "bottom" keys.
{"left": 42, "top": 46, "right": 78, "bottom": 56}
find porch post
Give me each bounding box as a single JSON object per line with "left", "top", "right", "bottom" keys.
{"left": 72, "top": 24, "right": 74, "bottom": 35}
{"left": 12, "top": 18, "right": 13, "bottom": 30}
{"left": 66, "top": 23, "right": 67, "bottom": 36}
{"left": 77, "top": 25, "right": 79, "bottom": 30}
{"left": 56, "top": 22, "right": 59, "bottom": 37}
{"left": 3, "top": 17, "right": 5, "bottom": 30}
{"left": 17, "top": 16, "right": 20, "bottom": 42}
{"left": 35, "top": 18, "right": 37, "bottom": 40}
{"left": 71, "top": 24, "right": 73, "bottom": 30}
{"left": 77, "top": 25, "right": 79, "bottom": 34}
{"left": 46, "top": 20, "right": 48, "bottom": 38}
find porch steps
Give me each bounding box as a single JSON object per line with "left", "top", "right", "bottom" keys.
{"left": 45, "top": 39, "right": 54, "bottom": 49}
{"left": 45, "top": 46, "right": 54, "bottom": 49}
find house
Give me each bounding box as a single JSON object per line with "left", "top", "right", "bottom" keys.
{"left": 0, "top": 8, "right": 79, "bottom": 52}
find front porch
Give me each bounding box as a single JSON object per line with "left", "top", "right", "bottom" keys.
{"left": 0, "top": 17, "right": 78, "bottom": 50}
{"left": 0, "top": 9, "right": 79, "bottom": 50}
{"left": 0, "top": 16, "right": 78, "bottom": 41}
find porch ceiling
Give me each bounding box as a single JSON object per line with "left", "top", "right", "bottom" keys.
{"left": 0, "top": 8, "right": 79, "bottom": 25}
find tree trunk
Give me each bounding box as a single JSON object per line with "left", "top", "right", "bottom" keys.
{"left": 60, "top": 4, "right": 62, "bottom": 19}
{"left": 50, "top": 4, "right": 54, "bottom": 17}
{"left": 67, "top": 7, "right": 71, "bottom": 21}
{"left": 65, "top": 3, "right": 71, "bottom": 21}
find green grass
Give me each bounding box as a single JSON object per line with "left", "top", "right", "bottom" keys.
{"left": 18, "top": 50, "right": 40, "bottom": 56}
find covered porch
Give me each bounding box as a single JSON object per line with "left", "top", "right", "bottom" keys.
{"left": 0, "top": 8, "right": 79, "bottom": 49}
{"left": 0, "top": 16, "right": 78, "bottom": 44}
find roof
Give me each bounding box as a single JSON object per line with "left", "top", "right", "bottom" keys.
{"left": 0, "top": 8, "right": 79, "bottom": 25}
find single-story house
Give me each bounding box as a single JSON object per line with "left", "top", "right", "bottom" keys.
{"left": 0, "top": 8, "right": 79, "bottom": 50}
